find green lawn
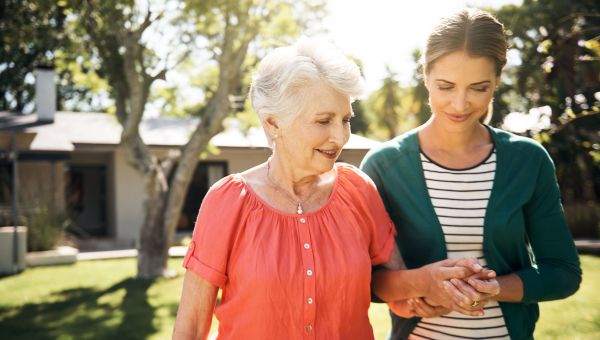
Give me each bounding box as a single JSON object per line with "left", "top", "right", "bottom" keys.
{"left": 0, "top": 256, "right": 598, "bottom": 340}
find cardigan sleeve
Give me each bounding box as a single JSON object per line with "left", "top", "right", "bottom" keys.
{"left": 360, "top": 150, "right": 393, "bottom": 215}
{"left": 515, "top": 150, "right": 582, "bottom": 303}
{"left": 361, "top": 151, "right": 397, "bottom": 304}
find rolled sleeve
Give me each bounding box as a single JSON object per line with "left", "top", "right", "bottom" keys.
{"left": 183, "top": 240, "right": 228, "bottom": 288}
{"left": 181, "top": 176, "right": 247, "bottom": 289}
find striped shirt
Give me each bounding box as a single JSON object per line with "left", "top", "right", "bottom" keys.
{"left": 409, "top": 150, "right": 510, "bottom": 340}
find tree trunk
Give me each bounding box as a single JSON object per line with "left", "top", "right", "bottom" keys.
{"left": 137, "top": 169, "right": 171, "bottom": 278}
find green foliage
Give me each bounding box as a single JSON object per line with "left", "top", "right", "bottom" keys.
{"left": 0, "top": 0, "right": 69, "bottom": 112}
{"left": 564, "top": 202, "right": 600, "bottom": 239}
{"left": 351, "top": 100, "right": 369, "bottom": 136}
{"left": 24, "top": 204, "right": 70, "bottom": 252}
{"left": 161, "top": 0, "right": 326, "bottom": 121}
{"left": 493, "top": 0, "right": 600, "bottom": 121}
{"left": 490, "top": 0, "right": 600, "bottom": 237}
{"left": 409, "top": 48, "right": 430, "bottom": 125}
{"left": 364, "top": 67, "right": 420, "bottom": 140}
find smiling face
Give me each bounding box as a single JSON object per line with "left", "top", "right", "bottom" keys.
{"left": 271, "top": 81, "right": 353, "bottom": 179}
{"left": 425, "top": 50, "right": 499, "bottom": 132}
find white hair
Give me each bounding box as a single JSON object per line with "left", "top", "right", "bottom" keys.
{"left": 250, "top": 37, "right": 365, "bottom": 128}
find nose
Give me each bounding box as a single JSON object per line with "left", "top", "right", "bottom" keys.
{"left": 330, "top": 121, "right": 349, "bottom": 146}
{"left": 451, "top": 90, "right": 469, "bottom": 112}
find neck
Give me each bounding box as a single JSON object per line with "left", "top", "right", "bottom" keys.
{"left": 267, "top": 154, "right": 320, "bottom": 198}
{"left": 421, "top": 117, "right": 489, "bottom": 153}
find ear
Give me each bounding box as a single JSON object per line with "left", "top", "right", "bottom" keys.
{"left": 263, "top": 115, "right": 281, "bottom": 139}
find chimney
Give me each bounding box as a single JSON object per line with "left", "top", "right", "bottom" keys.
{"left": 35, "top": 67, "right": 56, "bottom": 122}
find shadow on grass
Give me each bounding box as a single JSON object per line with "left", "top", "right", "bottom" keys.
{"left": 0, "top": 278, "right": 157, "bottom": 340}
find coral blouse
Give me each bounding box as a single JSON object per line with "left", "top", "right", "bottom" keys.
{"left": 183, "top": 163, "right": 396, "bottom": 340}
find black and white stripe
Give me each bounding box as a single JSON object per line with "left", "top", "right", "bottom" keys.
{"left": 409, "top": 151, "right": 509, "bottom": 340}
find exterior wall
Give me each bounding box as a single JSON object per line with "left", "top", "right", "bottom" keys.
{"left": 113, "top": 147, "right": 145, "bottom": 246}
{"left": 18, "top": 160, "right": 66, "bottom": 212}
{"left": 339, "top": 149, "right": 368, "bottom": 168}
{"left": 203, "top": 147, "right": 271, "bottom": 173}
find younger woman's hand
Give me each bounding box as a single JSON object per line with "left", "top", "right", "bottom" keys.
{"left": 447, "top": 273, "right": 500, "bottom": 313}
{"left": 418, "top": 257, "right": 489, "bottom": 316}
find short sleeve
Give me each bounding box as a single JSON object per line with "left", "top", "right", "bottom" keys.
{"left": 339, "top": 164, "right": 397, "bottom": 266}
{"left": 182, "top": 176, "right": 247, "bottom": 288}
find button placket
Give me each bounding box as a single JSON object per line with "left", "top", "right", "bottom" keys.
{"left": 297, "top": 216, "right": 316, "bottom": 339}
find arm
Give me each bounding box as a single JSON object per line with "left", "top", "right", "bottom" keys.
{"left": 373, "top": 245, "right": 492, "bottom": 316}
{"left": 515, "top": 151, "right": 581, "bottom": 302}
{"left": 451, "top": 150, "right": 580, "bottom": 304}
{"left": 173, "top": 271, "right": 219, "bottom": 340}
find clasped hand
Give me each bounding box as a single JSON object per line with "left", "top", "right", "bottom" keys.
{"left": 388, "top": 258, "right": 500, "bottom": 318}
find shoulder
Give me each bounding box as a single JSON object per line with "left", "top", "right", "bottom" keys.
{"left": 490, "top": 126, "right": 552, "bottom": 163}
{"left": 361, "top": 128, "right": 419, "bottom": 170}
{"left": 337, "top": 162, "right": 375, "bottom": 186}
{"left": 201, "top": 174, "right": 248, "bottom": 207}
{"left": 336, "top": 162, "right": 381, "bottom": 199}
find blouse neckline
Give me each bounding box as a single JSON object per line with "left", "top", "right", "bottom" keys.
{"left": 233, "top": 163, "right": 341, "bottom": 218}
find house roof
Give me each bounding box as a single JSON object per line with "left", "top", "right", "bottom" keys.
{"left": 22, "top": 112, "right": 380, "bottom": 151}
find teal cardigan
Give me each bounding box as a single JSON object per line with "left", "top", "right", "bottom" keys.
{"left": 360, "top": 126, "right": 581, "bottom": 339}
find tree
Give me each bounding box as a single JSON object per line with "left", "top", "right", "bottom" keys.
{"left": 71, "top": 0, "right": 325, "bottom": 278}
{"left": 409, "top": 48, "right": 430, "bottom": 125}
{"left": 493, "top": 0, "right": 600, "bottom": 121}
{"left": 365, "top": 67, "right": 419, "bottom": 140}
{"left": 493, "top": 0, "right": 600, "bottom": 237}
{"left": 0, "top": 0, "right": 68, "bottom": 112}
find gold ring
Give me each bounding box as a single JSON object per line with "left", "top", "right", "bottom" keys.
{"left": 470, "top": 300, "right": 480, "bottom": 307}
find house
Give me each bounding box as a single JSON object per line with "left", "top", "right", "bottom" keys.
{"left": 0, "top": 111, "right": 380, "bottom": 247}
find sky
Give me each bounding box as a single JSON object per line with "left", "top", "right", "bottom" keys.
{"left": 319, "top": 0, "right": 522, "bottom": 93}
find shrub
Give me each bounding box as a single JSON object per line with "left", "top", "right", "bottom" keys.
{"left": 24, "top": 205, "right": 70, "bottom": 252}
{"left": 564, "top": 202, "right": 600, "bottom": 239}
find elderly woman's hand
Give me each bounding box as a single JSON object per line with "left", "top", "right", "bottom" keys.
{"left": 387, "top": 300, "right": 415, "bottom": 318}
{"left": 388, "top": 298, "right": 450, "bottom": 318}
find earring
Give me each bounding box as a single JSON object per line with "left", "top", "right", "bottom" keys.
{"left": 273, "top": 134, "right": 278, "bottom": 139}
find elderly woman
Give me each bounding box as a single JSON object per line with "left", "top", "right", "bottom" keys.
{"left": 172, "top": 38, "right": 488, "bottom": 340}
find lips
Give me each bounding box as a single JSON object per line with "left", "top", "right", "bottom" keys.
{"left": 444, "top": 112, "right": 472, "bottom": 123}
{"left": 316, "top": 148, "right": 339, "bottom": 160}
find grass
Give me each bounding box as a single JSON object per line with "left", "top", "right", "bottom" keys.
{"left": 0, "top": 256, "right": 598, "bottom": 340}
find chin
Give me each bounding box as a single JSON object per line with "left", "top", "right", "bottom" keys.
{"left": 312, "top": 159, "right": 337, "bottom": 175}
